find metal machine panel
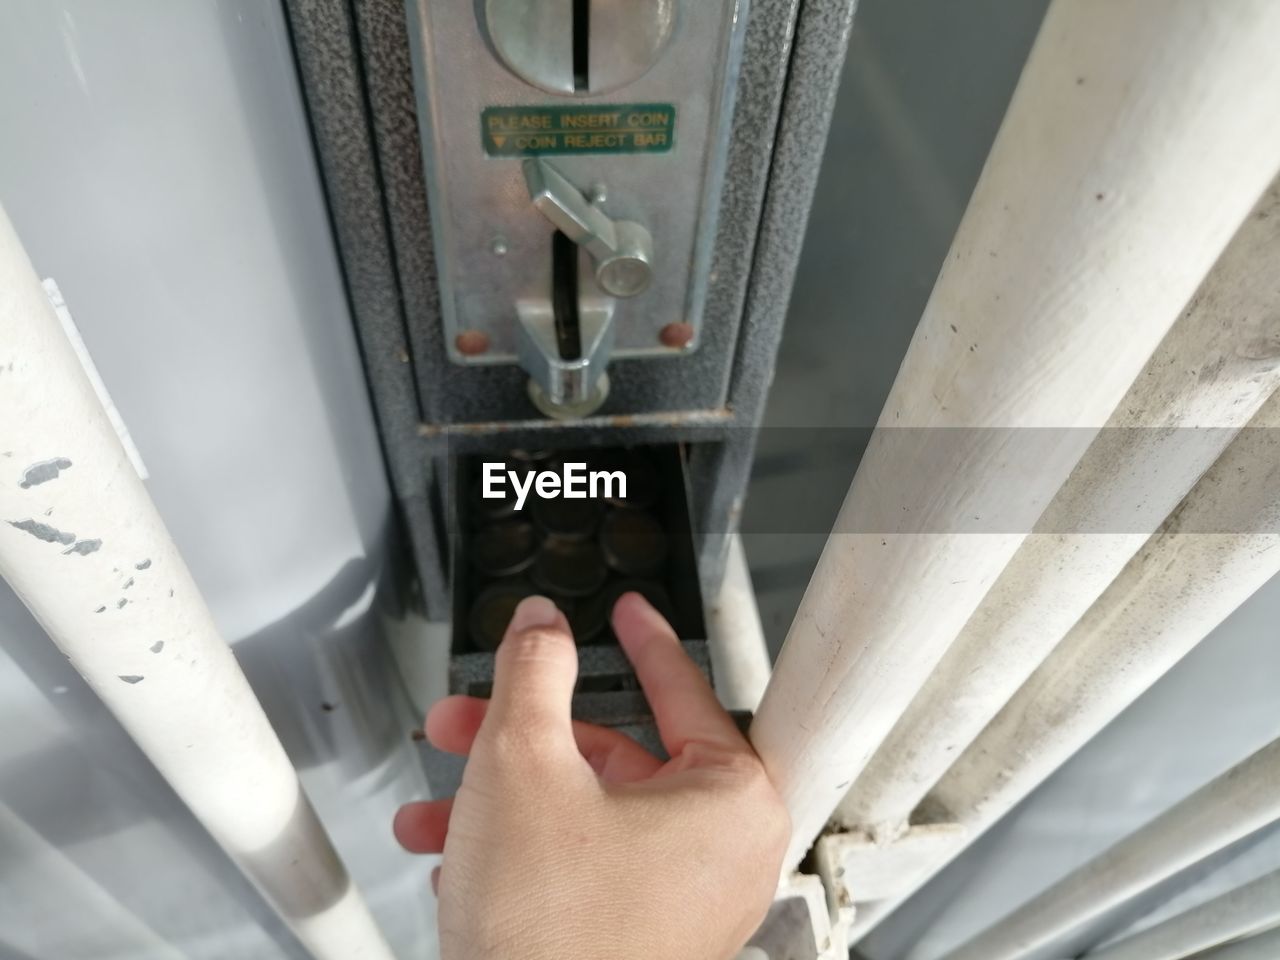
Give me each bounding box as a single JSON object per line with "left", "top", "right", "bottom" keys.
{"left": 405, "top": 0, "right": 746, "bottom": 367}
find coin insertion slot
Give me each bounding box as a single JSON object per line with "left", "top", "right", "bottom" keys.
{"left": 572, "top": 0, "right": 590, "bottom": 92}
{"left": 552, "top": 230, "right": 583, "bottom": 360}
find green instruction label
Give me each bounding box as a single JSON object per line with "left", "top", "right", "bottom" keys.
{"left": 482, "top": 103, "right": 676, "bottom": 157}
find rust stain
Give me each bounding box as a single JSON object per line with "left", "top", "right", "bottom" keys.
{"left": 419, "top": 407, "right": 732, "bottom": 438}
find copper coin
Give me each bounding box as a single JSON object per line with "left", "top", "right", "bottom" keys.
{"left": 568, "top": 589, "right": 608, "bottom": 645}
{"left": 532, "top": 496, "right": 603, "bottom": 541}
{"left": 472, "top": 461, "right": 536, "bottom": 520}
{"left": 509, "top": 448, "right": 552, "bottom": 463}
{"left": 605, "top": 452, "right": 660, "bottom": 510}
{"left": 600, "top": 510, "right": 667, "bottom": 577}
{"left": 549, "top": 448, "right": 616, "bottom": 471}
{"left": 531, "top": 539, "right": 608, "bottom": 598}
{"left": 470, "top": 520, "right": 538, "bottom": 577}
{"left": 472, "top": 486, "right": 516, "bottom": 520}
{"left": 468, "top": 580, "right": 538, "bottom": 652}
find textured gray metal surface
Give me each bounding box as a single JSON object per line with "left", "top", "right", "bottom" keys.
{"left": 284, "top": 0, "right": 450, "bottom": 617}
{"left": 384, "top": 0, "right": 798, "bottom": 424}
{"left": 691, "top": 0, "right": 859, "bottom": 585}
{"left": 404, "top": 0, "right": 745, "bottom": 365}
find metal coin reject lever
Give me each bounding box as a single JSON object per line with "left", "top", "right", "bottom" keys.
{"left": 517, "top": 159, "right": 656, "bottom": 419}
{"left": 524, "top": 159, "right": 654, "bottom": 298}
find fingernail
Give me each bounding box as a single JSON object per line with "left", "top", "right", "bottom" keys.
{"left": 509, "top": 595, "right": 560, "bottom": 633}
{"left": 614, "top": 590, "right": 654, "bottom": 619}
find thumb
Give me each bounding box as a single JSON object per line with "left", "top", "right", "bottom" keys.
{"left": 481, "top": 595, "right": 579, "bottom": 749}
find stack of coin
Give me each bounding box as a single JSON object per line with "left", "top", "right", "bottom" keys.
{"left": 606, "top": 451, "right": 659, "bottom": 510}
{"left": 464, "top": 447, "right": 683, "bottom": 655}
{"left": 531, "top": 539, "right": 608, "bottom": 598}
{"left": 531, "top": 496, "right": 602, "bottom": 541}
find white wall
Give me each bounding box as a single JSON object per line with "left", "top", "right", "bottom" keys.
{"left": 0, "top": 2, "right": 435, "bottom": 957}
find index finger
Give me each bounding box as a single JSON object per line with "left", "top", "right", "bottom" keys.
{"left": 611, "top": 591, "right": 746, "bottom": 756}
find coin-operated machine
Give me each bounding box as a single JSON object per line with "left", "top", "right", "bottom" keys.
{"left": 284, "top": 0, "right": 856, "bottom": 766}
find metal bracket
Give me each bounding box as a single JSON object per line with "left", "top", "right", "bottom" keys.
{"left": 812, "top": 822, "right": 969, "bottom": 946}
{"left": 744, "top": 872, "right": 854, "bottom": 960}
{"left": 736, "top": 822, "right": 970, "bottom": 958}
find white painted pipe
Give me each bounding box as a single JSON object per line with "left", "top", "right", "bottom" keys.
{"left": 1084, "top": 869, "right": 1280, "bottom": 960}
{"left": 1195, "top": 926, "right": 1280, "bottom": 960}
{"left": 836, "top": 179, "right": 1280, "bottom": 839}
{"left": 0, "top": 207, "right": 395, "bottom": 960}
{"left": 942, "top": 739, "right": 1280, "bottom": 960}
{"left": 848, "top": 390, "right": 1280, "bottom": 944}
{"left": 839, "top": 391, "right": 1280, "bottom": 944}
{"left": 750, "top": 0, "right": 1280, "bottom": 869}
{"left": 707, "top": 534, "right": 773, "bottom": 712}
{"left": 384, "top": 608, "right": 452, "bottom": 718}
{"left": 930, "top": 388, "right": 1280, "bottom": 833}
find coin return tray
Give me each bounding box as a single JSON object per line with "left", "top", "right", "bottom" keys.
{"left": 448, "top": 443, "right": 709, "bottom": 711}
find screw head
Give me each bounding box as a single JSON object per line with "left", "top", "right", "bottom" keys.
{"left": 659, "top": 322, "right": 695, "bottom": 349}
{"left": 455, "top": 330, "right": 491, "bottom": 356}
{"left": 491, "top": 237, "right": 508, "bottom": 256}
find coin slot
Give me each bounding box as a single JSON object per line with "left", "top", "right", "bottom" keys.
{"left": 551, "top": 230, "right": 583, "bottom": 360}
{"left": 572, "top": 0, "right": 590, "bottom": 92}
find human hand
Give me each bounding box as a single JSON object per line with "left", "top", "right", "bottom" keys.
{"left": 394, "top": 592, "right": 788, "bottom": 960}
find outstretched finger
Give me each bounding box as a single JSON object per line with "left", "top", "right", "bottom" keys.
{"left": 393, "top": 798, "right": 452, "bottom": 854}
{"left": 612, "top": 591, "right": 745, "bottom": 756}
{"left": 482, "top": 597, "right": 579, "bottom": 751}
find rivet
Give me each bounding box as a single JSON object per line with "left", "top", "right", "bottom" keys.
{"left": 659, "top": 322, "right": 695, "bottom": 349}
{"left": 456, "top": 330, "right": 491, "bottom": 356}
